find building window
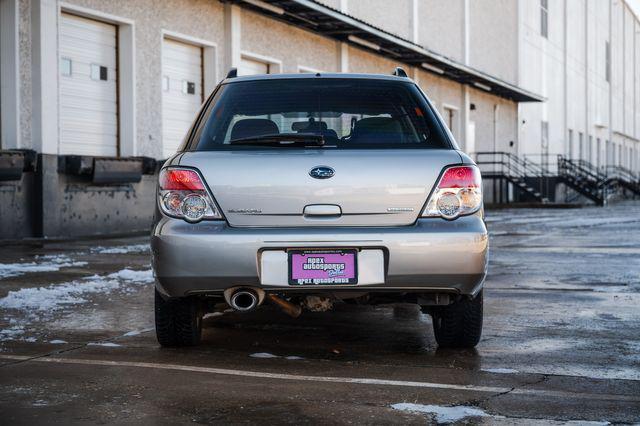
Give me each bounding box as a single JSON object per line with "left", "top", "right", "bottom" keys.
{"left": 578, "top": 132, "right": 584, "bottom": 160}
{"left": 568, "top": 129, "right": 573, "bottom": 158}
{"left": 605, "top": 41, "right": 611, "bottom": 83}
{"left": 540, "top": 0, "right": 549, "bottom": 38}
{"left": 60, "top": 58, "right": 72, "bottom": 76}
{"left": 541, "top": 121, "right": 549, "bottom": 155}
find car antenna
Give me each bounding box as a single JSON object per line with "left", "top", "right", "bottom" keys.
{"left": 226, "top": 68, "right": 238, "bottom": 79}
{"left": 392, "top": 67, "right": 408, "bottom": 78}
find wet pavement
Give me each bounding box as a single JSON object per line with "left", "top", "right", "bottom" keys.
{"left": 0, "top": 203, "right": 639, "bottom": 424}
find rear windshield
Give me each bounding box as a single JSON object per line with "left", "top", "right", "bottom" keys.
{"left": 185, "top": 79, "right": 452, "bottom": 151}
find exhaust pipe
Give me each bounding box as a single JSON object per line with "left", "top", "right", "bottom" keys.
{"left": 267, "top": 294, "right": 302, "bottom": 318}
{"left": 224, "top": 287, "right": 265, "bottom": 312}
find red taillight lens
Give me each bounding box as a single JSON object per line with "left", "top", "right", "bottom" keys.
{"left": 159, "top": 169, "right": 205, "bottom": 191}
{"left": 438, "top": 166, "right": 481, "bottom": 189}
{"left": 158, "top": 168, "right": 221, "bottom": 222}
{"left": 422, "top": 165, "right": 483, "bottom": 220}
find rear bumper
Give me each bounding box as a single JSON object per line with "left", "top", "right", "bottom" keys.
{"left": 151, "top": 213, "right": 488, "bottom": 298}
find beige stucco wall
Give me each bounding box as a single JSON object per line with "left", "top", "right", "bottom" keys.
{"left": 241, "top": 9, "right": 339, "bottom": 73}
{"left": 346, "top": 45, "right": 399, "bottom": 74}
{"left": 18, "top": 0, "right": 32, "bottom": 150}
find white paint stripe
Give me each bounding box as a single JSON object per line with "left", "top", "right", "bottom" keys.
{"left": 1, "top": 354, "right": 638, "bottom": 402}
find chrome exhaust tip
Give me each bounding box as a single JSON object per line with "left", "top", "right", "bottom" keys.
{"left": 224, "top": 287, "right": 265, "bottom": 312}
{"left": 230, "top": 290, "right": 258, "bottom": 312}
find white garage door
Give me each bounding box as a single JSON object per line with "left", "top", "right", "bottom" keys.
{"left": 239, "top": 57, "right": 270, "bottom": 76}
{"left": 162, "top": 38, "right": 203, "bottom": 158}
{"left": 59, "top": 13, "right": 118, "bottom": 156}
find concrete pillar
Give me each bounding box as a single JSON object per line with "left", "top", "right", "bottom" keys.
{"left": 31, "top": 0, "right": 59, "bottom": 155}
{"left": 224, "top": 3, "right": 241, "bottom": 71}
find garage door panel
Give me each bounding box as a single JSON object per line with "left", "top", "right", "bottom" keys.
{"left": 239, "top": 58, "right": 269, "bottom": 75}
{"left": 60, "top": 15, "right": 117, "bottom": 46}
{"left": 59, "top": 13, "right": 118, "bottom": 156}
{"left": 162, "top": 38, "right": 203, "bottom": 157}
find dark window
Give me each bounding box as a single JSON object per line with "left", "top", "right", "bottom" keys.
{"left": 186, "top": 79, "right": 452, "bottom": 151}
{"left": 541, "top": 0, "right": 548, "bottom": 38}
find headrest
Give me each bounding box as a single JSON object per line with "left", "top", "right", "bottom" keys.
{"left": 230, "top": 119, "right": 279, "bottom": 140}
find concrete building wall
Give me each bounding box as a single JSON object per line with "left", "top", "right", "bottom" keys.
{"left": 418, "top": 0, "right": 464, "bottom": 61}
{"left": 347, "top": 0, "right": 413, "bottom": 41}
{"left": 469, "top": 0, "right": 519, "bottom": 85}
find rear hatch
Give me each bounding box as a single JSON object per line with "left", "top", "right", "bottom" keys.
{"left": 177, "top": 76, "right": 460, "bottom": 227}
{"left": 179, "top": 149, "right": 461, "bottom": 227}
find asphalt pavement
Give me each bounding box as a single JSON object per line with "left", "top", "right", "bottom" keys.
{"left": 0, "top": 203, "right": 639, "bottom": 424}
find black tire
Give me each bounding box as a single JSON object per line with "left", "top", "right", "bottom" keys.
{"left": 430, "top": 290, "right": 483, "bottom": 348}
{"left": 155, "top": 289, "right": 202, "bottom": 347}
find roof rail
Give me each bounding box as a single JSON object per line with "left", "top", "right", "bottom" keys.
{"left": 392, "top": 67, "right": 408, "bottom": 78}
{"left": 226, "top": 68, "right": 238, "bottom": 79}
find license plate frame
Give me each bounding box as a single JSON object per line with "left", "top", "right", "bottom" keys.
{"left": 288, "top": 249, "right": 358, "bottom": 285}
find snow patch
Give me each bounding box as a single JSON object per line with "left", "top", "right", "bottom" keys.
{"left": 91, "top": 244, "right": 150, "bottom": 254}
{"left": 0, "top": 326, "right": 25, "bottom": 341}
{"left": 0, "top": 255, "right": 87, "bottom": 279}
{"left": 249, "top": 352, "right": 304, "bottom": 360}
{"left": 122, "top": 328, "right": 153, "bottom": 337}
{"left": 0, "top": 268, "right": 154, "bottom": 316}
{"left": 87, "top": 342, "right": 121, "bottom": 347}
{"left": 391, "top": 403, "right": 488, "bottom": 423}
{"left": 250, "top": 352, "right": 279, "bottom": 359}
{"left": 49, "top": 339, "right": 67, "bottom": 344}
{"left": 482, "top": 368, "right": 519, "bottom": 374}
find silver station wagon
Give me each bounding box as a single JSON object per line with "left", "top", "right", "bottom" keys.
{"left": 152, "top": 68, "right": 488, "bottom": 348}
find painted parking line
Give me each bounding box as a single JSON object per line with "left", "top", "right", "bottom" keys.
{"left": 1, "top": 354, "right": 638, "bottom": 403}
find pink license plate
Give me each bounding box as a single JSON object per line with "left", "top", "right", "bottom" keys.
{"left": 288, "top": 250, "right": 358, "bottom": 285}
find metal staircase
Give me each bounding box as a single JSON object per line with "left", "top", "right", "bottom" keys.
{"left": 475, "top": 152, "right": 550, "bottom": 203}
{"left": 557, "top": 157, "right": 608, "bottom": 205}
{"left": 605, "top": 166, "right": 640, "bottom": 197}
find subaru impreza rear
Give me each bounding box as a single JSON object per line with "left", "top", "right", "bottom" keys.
{"left": 151, "top": 70, "right": 488, "bottom": 348}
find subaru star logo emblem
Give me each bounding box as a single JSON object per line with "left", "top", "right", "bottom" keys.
{"left": 309, "top": 166, "right": 335, "bottom": 179}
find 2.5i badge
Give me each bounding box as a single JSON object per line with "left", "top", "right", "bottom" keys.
{"left": 288, "top": 249, "right": 358, "bottom": 285}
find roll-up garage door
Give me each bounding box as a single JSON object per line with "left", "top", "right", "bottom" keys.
{"left": 59, "top": 13, "right": 118, "bottom": 156}
{"left": 162, "top": 39, "right": 203, "bottom": 158}
{"left": 239, "top": 57, "right": 270, "bottom": 76}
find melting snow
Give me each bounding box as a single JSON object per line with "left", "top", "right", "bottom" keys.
{"left": 0, "top": 326, "right": 25, "bottom": 341}
{"left": 49, "top": 340, "right": 67, "bottom": 344}
{"left": 87, "top": 342, "right": 121, "bottom": 347}
{"left": 250, "top": 352, "right": 279, "bottom": 359}
{"left": 91, "top": 244, "right": 150, "bottom": 254}
{"left": 0, "top": 255, "right": 87, "bottom": 279}
{"left": 0, "top": 268, "right": 154, "bottom": 342}
{"left": 122, "top": 328, "right": 153, "bottom": 337}
{"left": 391, "top": 403, "right": 488, "bottom": 423}
{"left": 249, "top": 353, "right": 304, "bottom": 360}
{"left": 0, "top": 268, "right": 153, "bottom": 315}
{"left": 482, "top": 368, "right": 519, "bottom": 374}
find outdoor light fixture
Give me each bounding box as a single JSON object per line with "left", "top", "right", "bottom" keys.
{"left": 348, "top": 35, "right": 381, "bottom": 51}
{"left": 473, "top": 82, "right": 492, "bottom": 92}
{"left": 421, "top": 62, "right": 445, "bottom": 75}
{"left": 242, "top": 0, "right": 285, "bottom": 15}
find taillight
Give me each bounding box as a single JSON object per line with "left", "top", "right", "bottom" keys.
{"left": 422, "top": 165, "right": 482, "bottom": 220}
{"left": 158, "top": 168, "right": 222, "bottom": 223}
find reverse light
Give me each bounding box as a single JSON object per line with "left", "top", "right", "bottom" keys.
{"left": 422, "top": 165, "right": 482, "bottom": 220}
{"left": 158, "top": 168, "right": 222, "bottom": 222}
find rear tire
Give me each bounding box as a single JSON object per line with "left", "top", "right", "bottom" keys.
{"left": 430, "top": 290, "right": 483, "bottom": 348}
{"left": 155, "top": 289, "right": 202, "bottom": 347}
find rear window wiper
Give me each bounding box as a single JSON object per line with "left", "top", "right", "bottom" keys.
{"left": 229, "top": 133, "right": 325, "bottom": 147}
